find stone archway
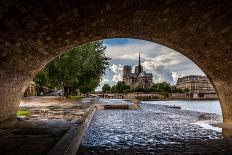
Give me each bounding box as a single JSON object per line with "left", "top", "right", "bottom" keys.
{"left": 0, "top": 0, "right": 232, "bottom": 124}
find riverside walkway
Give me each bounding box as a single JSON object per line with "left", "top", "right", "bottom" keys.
{"left": 0, "top": 97, "right": 95, "bottom": 155}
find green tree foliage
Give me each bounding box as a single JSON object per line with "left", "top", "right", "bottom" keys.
{"left": 109, "top": 81, "right": 171, "bottom": 93}
{"left": 33, "top": 41, "right": 110, "bottom": 96}
{"left": 111, "top": 81, "right": 130, "bottom": 93}
{"left": 111, "top": 85, "right": 116, "bottom": 93}
{"left": 132, "top": 87, "right": 150, "bottom": 92}
{"left": 150, "top": 82, "right": 171, "bottom": 92}
{"left": 102, "top": 84, "right": 111, "bottom": 93}
{"left": 170, "top": 86, "right": 188, "bottom": 93}
{"left": 34, "top": 67, "right": 48, "bottom": 95}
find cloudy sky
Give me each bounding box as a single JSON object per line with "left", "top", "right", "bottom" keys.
{"left": 96, "top": 38, "right": 204, "bottom": 91}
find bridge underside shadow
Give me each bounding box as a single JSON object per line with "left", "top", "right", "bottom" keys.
{"left": 0, "top": 0, "right": 232, "bottom": 124}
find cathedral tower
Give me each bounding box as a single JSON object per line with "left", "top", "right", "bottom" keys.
{"left": 123, "top": 65, "right": 132, "bottom": 85}
{"left": 135, "top": 52, "right": 143, "bottom": 74}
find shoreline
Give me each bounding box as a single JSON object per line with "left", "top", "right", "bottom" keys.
{"left": 140, "top": 100, "right": 221, "bottom": 115}
{"left": 124, "top": 98, "right": 219, "bottom": 101}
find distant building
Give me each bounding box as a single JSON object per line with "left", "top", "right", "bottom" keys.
{"left": 123, "top": 53, "right": 153, "bottom": 88}
{"left": 176, "top": 75, "right": 215, "bottom": 93}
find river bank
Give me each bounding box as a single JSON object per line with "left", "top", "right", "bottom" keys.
{"left": 0, "top": 97, "right": 95, "bottom": 155}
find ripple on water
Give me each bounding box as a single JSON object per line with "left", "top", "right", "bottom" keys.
{"left": 80, "top": 104, "right": 222, "bottom": 151}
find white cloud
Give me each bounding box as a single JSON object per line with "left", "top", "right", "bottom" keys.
{"left": 110, "top": 64, "right": 123, "bottom": 73}
{"left": 97, "top": 38, "right": 206, "bottom": 89}
{"left": 105, "top": 39, "right": 162, "bottom": 60}
{"left": 142, "top": 62, "right": 174, "bottom": 84}
{"left": 95, "top": 78, "right": 111, "bottom": 92}
{"left": 109, "top": 64, "right": 123, "bottom": 83}
{"left": 112, "top": 74, "right": 122, "bottom": 82}
{"left": 172, "top": 72, "right": 179, "bottom": 82}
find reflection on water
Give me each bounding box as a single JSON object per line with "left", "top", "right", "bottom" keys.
{"left": 191, "top": 121, "right": 222, "bottom": 132}
{"left": 78, "top": 101, "right": 232, "bottom": 154}
{"left": 81, "top": 110, "right": 220, "bottom": 147}
{"left": 142, "top": 100, "right": 221, "bottom": 114}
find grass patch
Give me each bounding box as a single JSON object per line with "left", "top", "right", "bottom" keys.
{"left": 17, "top": 109, "right": 31, "bottom": 117}
{"left": 67, "top": 96, "right": 85, "bottom": 100}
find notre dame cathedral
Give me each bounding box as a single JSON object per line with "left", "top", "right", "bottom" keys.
{"left": 123, "top": 53, "right": 153, "bottom": 88}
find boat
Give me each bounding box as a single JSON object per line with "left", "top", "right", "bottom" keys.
{"left": 169, "top": 105, "right": 181, "bottom": 109}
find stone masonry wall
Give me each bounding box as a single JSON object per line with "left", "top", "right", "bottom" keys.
{"left": 0, "top": 0, "right": 232, "bottom": 123}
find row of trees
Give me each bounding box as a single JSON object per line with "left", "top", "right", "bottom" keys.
{"left": 102, "top": 81, "right": 172, "bottom": 93}
{"left": 102, "top": 81, "right": 130, "bottom": 93}
{"left": 34, "top": 41, "right": 110, "bottom": 97}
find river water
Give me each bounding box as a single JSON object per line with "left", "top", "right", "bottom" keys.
{"left": 77, "top": 99, "right": 232, "bottom": 154}
{"left": 142, "top": 100, "right": 221, "bottom": 115}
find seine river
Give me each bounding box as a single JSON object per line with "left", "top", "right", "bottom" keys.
{"left": 77, "top": 99, "right": 232, "bottom": 154}
{"left": 141, "top": 100, "right": 221, "bottom": 115}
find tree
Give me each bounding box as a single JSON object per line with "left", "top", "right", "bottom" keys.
{"left": 111, "top": 81, "right": 130, "bottom": 93}
{"left": 102, "top": 84, "right": 111, "bottom": 93}
{"left": 162, "top": 82, "right": 171, "bottom": 92}
{"left": 33, "top": 67, "right": 48, "bottom": 95}
{"left": 183, "top": 88, "right": 189, "bottom": 93}
{"left": 111, "top": 85, "right": 116, "bottom": 93}
{"left": 151, "top": 82, "right": 171, "bottom": 92}
{"left": 33, "top": 40, "right": 110, "bottom": 97}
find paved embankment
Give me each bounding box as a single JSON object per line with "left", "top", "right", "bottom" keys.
{"left": 47, "top": 105, "right": 96, "bottom": 155}
{"left": 0, "top": 97, "right": 95, "bottom": 155}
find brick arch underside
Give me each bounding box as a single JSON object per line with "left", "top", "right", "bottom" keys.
{"left": 0, "top": 0, "right": 232, "bottom": 124}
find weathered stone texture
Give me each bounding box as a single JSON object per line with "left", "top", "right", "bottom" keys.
{"left": 0, "top": 0, "right": 232, "bottom": 123}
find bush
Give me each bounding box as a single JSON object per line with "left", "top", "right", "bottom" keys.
{"left": 17, "top": 109, "right": 31, "bottom": 117}
{"left": 159, "top": 92, "right": 169, "bottom": 99}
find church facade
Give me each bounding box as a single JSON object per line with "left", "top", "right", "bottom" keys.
{"left": 123, "top": 53, "right": 153, "bottom": 88}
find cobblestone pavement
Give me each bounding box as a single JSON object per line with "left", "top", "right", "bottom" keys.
{"left": 78, "top": 103, "right": 232, "bottom": 155}
{"left": 0, "top": 97, "right": 93, "bottom": 155}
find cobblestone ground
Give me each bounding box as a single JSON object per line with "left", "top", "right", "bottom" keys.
{"left": 78, "top": 103, "right": 232, "bottom": 155}
{"left": 0, "top": 97, "right": 93, "bottom": 155}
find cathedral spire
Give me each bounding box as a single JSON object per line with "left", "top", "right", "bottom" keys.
{"left": 138, "top": 52, "right": 142, "bottom": 74}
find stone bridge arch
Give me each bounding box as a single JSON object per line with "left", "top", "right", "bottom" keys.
{"left": 0, "top": 0, "right": 232, "bottom": 124}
